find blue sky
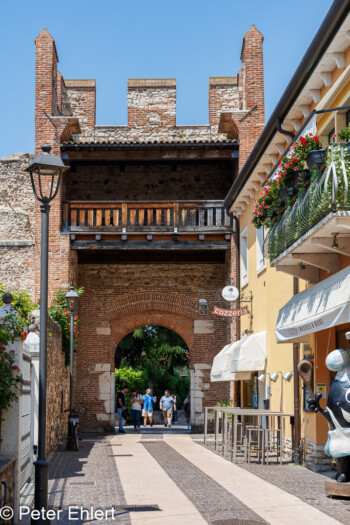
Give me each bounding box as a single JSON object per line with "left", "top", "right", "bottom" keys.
{"left": 0, "top": 0, "right": 333, "bottom": 158}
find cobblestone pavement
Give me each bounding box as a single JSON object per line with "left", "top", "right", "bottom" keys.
{"left": 21, "top": 434, "right": 131, "bottom": 524}
{"left": 200, "top": 437, "right": 350, "bottom": 525}
{"left": 142, "top": 440, "right": 267, "bottom": 524}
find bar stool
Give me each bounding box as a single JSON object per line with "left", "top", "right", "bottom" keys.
{"left": 264, "top": 428, "right": 282, "bottom": 464}
{"left": 244, "top": 426, "right": 265, "bottom": 463}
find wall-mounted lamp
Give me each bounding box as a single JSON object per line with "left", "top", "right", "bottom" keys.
{"left": 198, "top": 298, "right": 208, "bottom": 316}
{"left": 270, "top": 371, "right": 293, "bottom": 411}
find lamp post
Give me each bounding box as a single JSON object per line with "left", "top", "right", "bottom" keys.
{"left": 25, "top": 145, "right": 69, "bottom": 522}
{"left": 65, "top": 286, "right": 79, "bottom": 450}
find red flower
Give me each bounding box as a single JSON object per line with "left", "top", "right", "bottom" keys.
{"left": 22, "top": 331, "right": 28, "bottom": 340}
{"left": 12, "top": 365, "right": 19, "bottom": 371}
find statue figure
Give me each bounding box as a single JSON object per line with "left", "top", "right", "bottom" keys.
{"left": 299, "top": 340, "right": 350, "bottom": 484}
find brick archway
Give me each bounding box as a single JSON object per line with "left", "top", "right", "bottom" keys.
{"left": 110, "top": 311, "right": 194, "bottom": 358}
{"left": 107, "top": 292, "right": 198, "bottom": 323}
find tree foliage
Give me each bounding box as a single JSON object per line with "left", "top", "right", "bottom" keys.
{"left": 115, "top": 326, "right": 190, "bottom": 408}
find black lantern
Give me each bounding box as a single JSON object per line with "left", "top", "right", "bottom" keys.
{"left": 66, "top": 286, "right": 79, "bottom": 313}
{"left": 198, "top": 298, "right": 208, "bottom": 316}
{"left": 65, "top": 286, "right": 79, "bottom": 450}
{"left": 25, "top": 144, "right": 69, "bottom": 523}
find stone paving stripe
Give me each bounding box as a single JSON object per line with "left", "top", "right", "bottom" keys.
{"left": 180, "top": 438, "right": 341, "bottom": 525}
{"left": 142, "top": 441, "right": 267, "bottom": 524}
{"left": 111, "top": 435, "right": 208, "bottom": 524}
{"left": 141, "top": 433, "right": 163, "bottom": 439}
{"left": 107, "top": 454, "right": 132, "bottom": 458}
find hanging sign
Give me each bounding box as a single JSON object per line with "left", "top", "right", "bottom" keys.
{"left": 222, "top": 286, "right": 239, "bottom": 301}
{"left": 212, "top": 306, "right": 249, "bottom": 317}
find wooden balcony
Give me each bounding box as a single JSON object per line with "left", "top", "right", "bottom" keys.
{"left": 62, "top": 201, "right": 233, "bottom": 233}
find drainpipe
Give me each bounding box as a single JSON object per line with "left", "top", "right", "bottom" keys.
{"left": 231, "top": 214, "right": 240, "bottom": 408}
{"left": 231, "top": 215, "right": 240, "bottom": 344}
{"left": 293, "top": 277, "right": 301, "bottom": 464}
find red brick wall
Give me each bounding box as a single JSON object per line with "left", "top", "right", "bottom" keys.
{"left": 237, "top": 25, "right": 264, "bottom": 169}
{"left": 75, "top": 261, "right": 231, "bottom": 431}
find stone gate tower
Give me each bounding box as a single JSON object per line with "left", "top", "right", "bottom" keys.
{"left": 0, "top": 27, "right": 264, "bottom": 430}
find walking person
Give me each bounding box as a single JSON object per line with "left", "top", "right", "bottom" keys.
{"left": 116, "top": 385, "right": 128, "bottom": 434}
{"left": 142, "top": 388, "right": 157, "bottom": 427}
{"left": 171, "top": 394, "right": 177, "bottom": 423}
{"left": 130, "top": 389, "right": 143, "bottom": 432}
{"left": 160, "top": 390, "right": 175, "bottom": 428}
{"left": 183, "top": 394, "right": 191, "bottom": 430}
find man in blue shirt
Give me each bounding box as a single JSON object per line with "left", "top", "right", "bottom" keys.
{"left": 142, "top": 388, "right": 157, "bottom": 427}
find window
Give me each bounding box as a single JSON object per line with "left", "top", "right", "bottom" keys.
{"left": 256, "top": 226, "right": 265, "bottom": 274}
{"left": 346, "top": 109, "right": 350, "bottom": 127}
{"left": 328, "top": 127, "right": 335, "bottom": 145}
{"left": 240, "top": 227, "right": 248, "bottom": 288}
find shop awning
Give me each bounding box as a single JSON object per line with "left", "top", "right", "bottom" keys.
{"left": 210, "top": 332, "right": 267, "bottom": 382}
{"left": 275, "top": 266, "right": 350, "bottom": 343}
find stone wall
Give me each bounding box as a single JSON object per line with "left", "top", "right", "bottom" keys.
{"left": 0, "top": 153, "right": 35, "bottom": 297}
{"left": 0, "top": 458, "right": 16, "bottom": 524}
{"left": 64, "top": 160, "right": 234, "bottom": 202}
{"left": 76, "top": 258, "right": 232, "bottom": 431}
{"left": 46, "top": 316, "right": 70, "bottom": 455}
{"left": 303, "top": 439, "right": 333, "bottom": 472}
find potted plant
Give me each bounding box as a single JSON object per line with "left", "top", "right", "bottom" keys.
{"left": 335, "top": 127, "right": 350, "bottom": 155}
{"left": 279, "top": 187, "right": 294, "bottom": 201}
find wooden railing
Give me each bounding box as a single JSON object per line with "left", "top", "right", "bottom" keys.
{"left": 62, "top": 201, "right": 233, "bottom": 232}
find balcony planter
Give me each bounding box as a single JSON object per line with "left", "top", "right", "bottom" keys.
{"left": 305, "top": 149, "right": 326, "bottom": 170}
{"left": 279, "top": 187, "right": 294, "bottom": 202}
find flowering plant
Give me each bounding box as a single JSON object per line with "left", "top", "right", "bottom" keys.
{"left": 49, "top": 288, "right": 84, "bottom": 365}
{"left": 0, "top": 331, "right": 23, "bottom": 411}
{"left": 0, "top": 285, "right": 35, "bottom": 411}
{"left": 252, "top": 134, "right": 322, "bottom": 228}
{"left": 335, "top": 127, "right": 350, "bottom": 142}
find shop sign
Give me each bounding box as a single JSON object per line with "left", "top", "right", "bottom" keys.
{"left": 316, "top": 383, "right": 327, "bottom": 399}
{"left": 222, "top": 286, "right": 239, "bottom": 301}
{"left": 212, "top": 306, "right": 249, "bottom": 317}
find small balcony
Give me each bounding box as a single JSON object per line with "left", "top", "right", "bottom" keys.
{"left": 267, "top": 143, "right": 350, "bottom": 282}
{"left": 62, "top": 200, "right": 233, "bottom": 234}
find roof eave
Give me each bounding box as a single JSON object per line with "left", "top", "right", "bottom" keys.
{"left": 224, "top": 0, "right": 350, "bottom": 211}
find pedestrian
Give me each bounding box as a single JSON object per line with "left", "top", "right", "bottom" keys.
{"left": 116, "top": 385, "right": 128, "bottom": 434}
{"left": 171, "top": 394, "right": 177, "bottom": 422}
{"left": 142, "top": 388, "right": 157, "bottom": 427}
{"left": 160, "top": 390, "right": 175, "bottom": 428}
{"left": 130, "top": 389, "right": 143, "bottom": 432}
{"left": 183, "top": 394, "right": 191, "bottom": 430}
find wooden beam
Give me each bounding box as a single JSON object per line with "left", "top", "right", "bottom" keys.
{"left": 311, "top": 237, "right": 350, "bottom": 257}
{"left": 62, "top": 146, "right": 236, "bottom": 162}
{"left": 292, "top": 253, "right": 339, "bottom": 273}
{"left": 71, "top": 240, "right": 230, "bottom": 251}
{"left": 276, "top": 264, "right": 319, "bottom": 284}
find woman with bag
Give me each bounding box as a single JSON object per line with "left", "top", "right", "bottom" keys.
{"left": 130, "top": 389, "right": 143, "bottom": 432}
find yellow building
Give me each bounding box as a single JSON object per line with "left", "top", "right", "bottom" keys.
{"left": 222, "top": 1, "right": 350, "bottom": 470}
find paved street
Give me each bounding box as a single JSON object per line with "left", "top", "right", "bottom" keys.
{"left": 20, "top": 424, "right": 350, "bottom": 524}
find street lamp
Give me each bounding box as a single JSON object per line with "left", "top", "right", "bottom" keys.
{"left": 65, "top": 286, "right": 79, "bottom": 450}
{"left": 25, "top": 144, "right": 69, "bottom": 521}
